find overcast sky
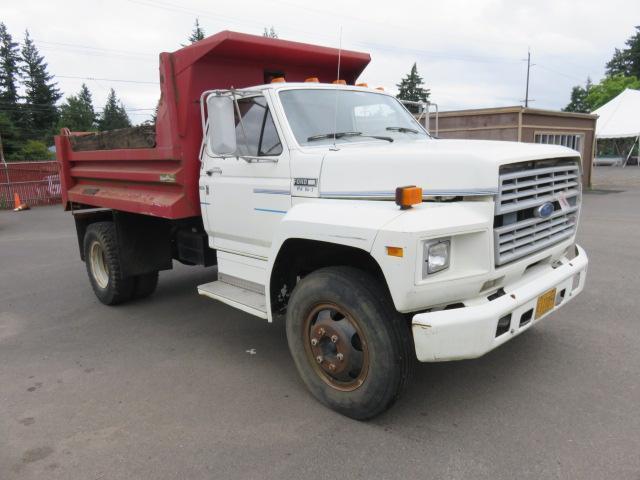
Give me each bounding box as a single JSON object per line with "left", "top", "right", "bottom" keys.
{"left": 3, "top": 0, "right": 639, "bottom": 123}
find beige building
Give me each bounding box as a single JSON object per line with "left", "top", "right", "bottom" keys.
{"left": 428, "top": 106, "right": 597, "bottom": 187}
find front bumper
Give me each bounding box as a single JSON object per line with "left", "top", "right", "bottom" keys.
{"left": 412, "top": 244, "right": 588, "bottom": 362}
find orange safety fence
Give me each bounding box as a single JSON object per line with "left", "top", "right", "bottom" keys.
{"left": 0, "top": 161, "right": 61, "bottom": 210}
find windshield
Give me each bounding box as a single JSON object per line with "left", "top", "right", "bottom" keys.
{"left": 278, "top": 89, "right": 429, "bottom": 146}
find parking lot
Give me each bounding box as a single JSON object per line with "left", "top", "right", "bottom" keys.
{"left": 1, "top": 166, "right": 639, "bottom": 480}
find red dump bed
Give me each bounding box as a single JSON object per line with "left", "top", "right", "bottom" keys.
{"left": 56, "top": 31, "right": 370, "bottom": 219}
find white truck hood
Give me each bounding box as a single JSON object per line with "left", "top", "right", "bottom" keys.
{"left": 318, "top": 139, "right": 579, "bottom": 198}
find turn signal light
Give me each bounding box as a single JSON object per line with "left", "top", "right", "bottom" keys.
{"left": 305, "top": 77, "right": 319, "bottom": 83}
{"left": 332, "top": 79, "right": 346, "bottom": 85}
{"left": 271, "top": 77, "right": 286, "bottom": 83}
{"left": 386, "top": 246, "right": 404, "bottom": 258}
{"left": 395, "top": 186, "right": 422, "bottom": 209}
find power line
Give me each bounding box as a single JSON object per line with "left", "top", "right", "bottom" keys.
{"left": 57, "top": 75, "right": 158, "bottom": 85}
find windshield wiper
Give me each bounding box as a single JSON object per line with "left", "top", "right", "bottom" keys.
{"left": 307, "top": 131, "right": 393, "bottom": 143}
{"left": 386, "top": 126, "right": 419, "bottom": 134}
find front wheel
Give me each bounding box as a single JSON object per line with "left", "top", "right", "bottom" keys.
{"left": 286, "top": 266, "right": 413, "bottom": 420}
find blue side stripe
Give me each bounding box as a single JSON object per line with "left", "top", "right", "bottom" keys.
{"left": 254, "top": 207, "right": 287, "bottom": 214}
{"left": 253, "top": 189, "right": 291, "bottom": 195}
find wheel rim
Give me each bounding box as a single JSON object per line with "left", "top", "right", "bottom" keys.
{"left": 89, "top": 240, "right": 109, "bottom": 289}
{"left": 303, "top": 303, "right": 370, "bottom": 392}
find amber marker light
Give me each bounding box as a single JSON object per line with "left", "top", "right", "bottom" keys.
{"left": 386, "top": 246, "right": 404, "bottom": 258}
{"left": 395, "top": 185, "right": 423, "bottom": 210}
{"left": 356, "top": 82, "right": 368, "bottom": 87}
{"left": 332, "top": 79, "right": 346, "bottom": 84}
{"left": 271, "top": 77, "right": 286, "bottom": 83}
{"left": 305, "top": 77, "right": 319, "bottom": 83}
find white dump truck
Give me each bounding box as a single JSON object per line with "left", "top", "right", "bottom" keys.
{"left": 57, "top": 31, "right": 588, "bottom": 419}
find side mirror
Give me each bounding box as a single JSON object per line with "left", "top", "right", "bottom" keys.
{"left": 206, "top": 95, "right": 236, "bottom": 156}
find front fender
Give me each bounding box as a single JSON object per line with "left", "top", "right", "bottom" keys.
{"left": 265, "top": 199, "right": 404, "bottom": 319}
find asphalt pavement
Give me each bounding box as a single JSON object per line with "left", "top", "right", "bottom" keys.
{"left": 1, "top": 167, "right": 639, "bottom": 479}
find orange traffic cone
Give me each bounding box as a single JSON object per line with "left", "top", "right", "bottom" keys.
{"left": 13, "top": 192, "right": 30, "bottom": 211}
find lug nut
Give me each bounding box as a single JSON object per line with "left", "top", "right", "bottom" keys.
{"left": 336, "top": 353, "right": 344, "bottom": 361}
{"left": 331, "top": 335, "right": 338, "bottom": 343}
{"left": 317, "top": 328, "right": 326, "bottom": 336}
{"left": 316, "top": 355, "right": 323, "bottom": 363}
{"left": 310, "top": 338, "right": 318, "bottom": 346}
{"left": 328, "top": 363, "right": 336, "bottom": 371}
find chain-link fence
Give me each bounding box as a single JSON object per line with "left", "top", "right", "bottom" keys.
{"left": 0, "top": 161, "right": 61, "bottom": 209}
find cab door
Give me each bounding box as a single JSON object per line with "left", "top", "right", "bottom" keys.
{"left": 200, "top": 93, "right": 290, "bottom": 260}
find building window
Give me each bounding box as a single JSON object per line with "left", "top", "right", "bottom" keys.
{"left": 535, "top": 132, "right": 583, "bottom": 154}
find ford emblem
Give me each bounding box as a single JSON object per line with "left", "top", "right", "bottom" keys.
{"left": 535, "top": 202, "right": 555, "bottom": 218}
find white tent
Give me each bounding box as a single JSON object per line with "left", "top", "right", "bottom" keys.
{"left": 593, "top": 88, "right": 640, "bottom": 166}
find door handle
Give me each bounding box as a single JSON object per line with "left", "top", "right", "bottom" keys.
{"left": 206, "top": 167, "right": 222, "bottom": 176}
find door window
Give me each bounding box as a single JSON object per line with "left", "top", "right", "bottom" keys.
{"left": 235, "top": 96, "right": 283, "bottom": 156}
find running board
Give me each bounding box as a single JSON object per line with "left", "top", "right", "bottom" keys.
{"left": 197, "top": 280, "right": 267, "bottom": 319}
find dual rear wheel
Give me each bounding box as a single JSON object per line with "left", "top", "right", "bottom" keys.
{"left": 84, "top": 222, "right": 158, "bottom": 305}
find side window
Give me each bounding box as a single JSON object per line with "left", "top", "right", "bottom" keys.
{"left": 235, "top": 97, "right": 283, "bottom": 157}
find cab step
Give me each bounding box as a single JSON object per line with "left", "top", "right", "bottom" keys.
{"left": 197, "top": 278, "right": 267, "bottom": 319}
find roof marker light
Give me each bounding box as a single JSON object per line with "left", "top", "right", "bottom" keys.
{"left": 271, "top": 77, "right": 286, "bottom": 83}
{"left": 356, "top": 82, "right": 368, "bottom": 87}
{"left": 375, "top": 86, "right": 385, "bottom": 91}
{"left": 305, "top": 77, "right": 319, "bottom": 83}
{"left": 332, "top": 79, "right": 346, "bottom": 85}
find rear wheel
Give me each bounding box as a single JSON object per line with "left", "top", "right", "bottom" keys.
{"left": 84, "top": 222, "right": 134, "bottom": 305}
{"left": 286, "top": 266, "right": 413, "bottom": 420}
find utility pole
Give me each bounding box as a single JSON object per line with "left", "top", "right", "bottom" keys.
{"left": 524, "top": 48, "right": 534, "bottom": 108}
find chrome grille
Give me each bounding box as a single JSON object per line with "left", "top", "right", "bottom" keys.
{"left": 494, "top": 159, "right": 581, "bottom": 266}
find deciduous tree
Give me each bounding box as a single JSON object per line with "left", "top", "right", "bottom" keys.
{"left": 586, "top": 74, "right": 640, "bottom": 110}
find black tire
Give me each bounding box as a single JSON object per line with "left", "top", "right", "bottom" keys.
{"left": 83, "top": 221, "right": 134, "bottom": 305}
{"left": 132, "top": 272, "right": 159, "bottom": 299}
{"left": 286, "top": 266, "right": 413, "bottom": 420}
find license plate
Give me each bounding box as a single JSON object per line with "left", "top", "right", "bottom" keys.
{"left": 535, "top": 288, "right": 557, "bottom": 319}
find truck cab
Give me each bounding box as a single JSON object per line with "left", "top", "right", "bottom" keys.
{"left": 57, "top": 32, "right": 588, "bottom": 420}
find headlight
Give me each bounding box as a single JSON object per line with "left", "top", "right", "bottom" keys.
{"left": 423, "top": 238, "right": 451, "bottom": 277}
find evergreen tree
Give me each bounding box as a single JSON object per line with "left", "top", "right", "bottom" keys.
{"left": 98, "top": 88, "right": 131, "bottom": 130}
{"left": 19, "top": 30, "right": 61, "bottom": 140}
{"left": 563, "top": 78, "right": 592, "bottom": 113}
{"left": 58, "top": 83, "right": 96, "bottom": 131}
{"left": 396, "top": 63, "right": 430, "bottom": 112}
{"left": 263, "top": 27, "right": 278, "bottom": 39}
{"left": 0, "top": 23, "right": 20, "bottom": 121}
{"left": 606, "top": 26, "right": 640, "bottom": 78}
{"left": 0, "top": 111, "right": 20, "bottom": 160}
{"left": 189, "top": 18, "right": 205, "bottom": 44}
